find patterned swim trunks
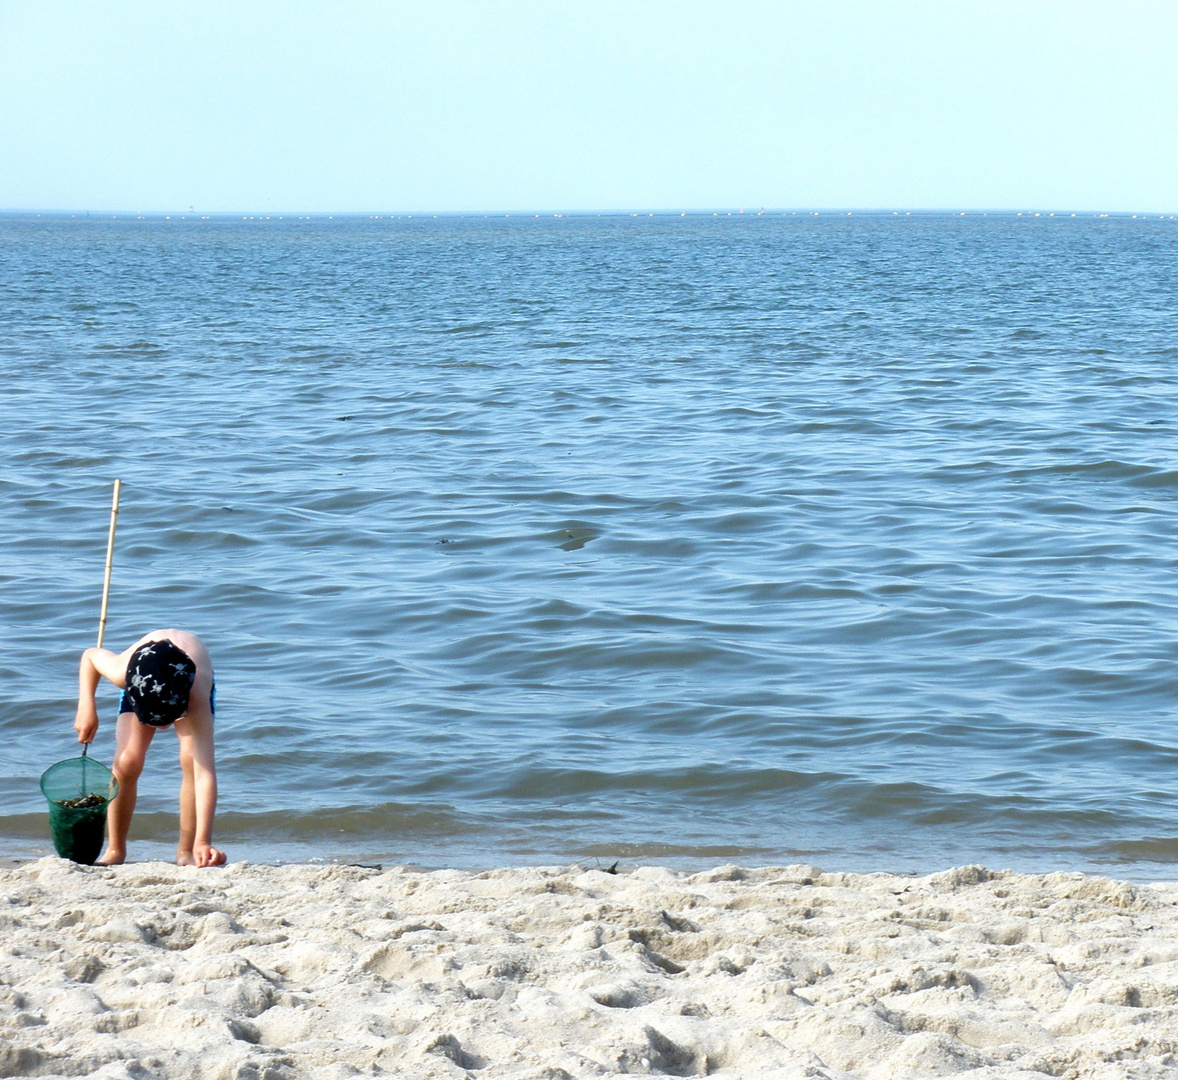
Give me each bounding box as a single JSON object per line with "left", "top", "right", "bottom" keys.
{"left": 120, "top": 680, "right": 215, "bottom": 721}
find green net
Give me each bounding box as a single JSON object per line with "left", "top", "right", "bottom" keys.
{"left": 40, "top": 757, "right": 119, "bottom": 865}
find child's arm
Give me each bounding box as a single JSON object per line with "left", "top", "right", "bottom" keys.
{"left": 74, "top": 645, "right": 135, "bottom": 744}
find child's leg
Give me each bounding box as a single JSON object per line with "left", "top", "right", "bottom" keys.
{"left": 177, "top": 732, "right": 196, "bottom": 863}
{"left": 174, "top": 706, "right": 225, "bottom": 867}
{"left": 101, "top": 712, "right": 155, "bottom": 865}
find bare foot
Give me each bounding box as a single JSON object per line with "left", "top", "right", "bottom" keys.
{"left": 96, "top": 850, "right": 125, "bottom": 866}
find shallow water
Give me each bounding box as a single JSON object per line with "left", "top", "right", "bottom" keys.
{"left": 2, "top": 211, "right": 1177, "bottom": 874}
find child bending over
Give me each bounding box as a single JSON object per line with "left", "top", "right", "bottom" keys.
{"left": 74, "top": 629, "right": 225, "bottom": 866}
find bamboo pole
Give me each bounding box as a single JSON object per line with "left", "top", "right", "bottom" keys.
{"left": 96, "top": 479, "right": 121, "bottom": 649}
{"left": 84, "top": 479, "right": 121, "bottom": 757}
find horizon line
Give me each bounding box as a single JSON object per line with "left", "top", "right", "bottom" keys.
{"left": 3, "top": 207, "right": 1176, "bottom": 219}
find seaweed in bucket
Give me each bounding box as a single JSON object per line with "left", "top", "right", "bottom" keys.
{"left": 57, "top": 794, "right": 107, "bottom": 809}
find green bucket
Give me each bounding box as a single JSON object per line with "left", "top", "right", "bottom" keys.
{"left": 40, "top": 756, "right": 119, "bottom": 865}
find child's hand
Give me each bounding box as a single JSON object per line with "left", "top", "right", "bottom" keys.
{"left": 191, "top": 842, "right": 227, "bottom": 867}
{"left": 74, "top": 707, "right": 98, "bottom": 745}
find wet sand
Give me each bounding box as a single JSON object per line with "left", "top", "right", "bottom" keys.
{"left": 2, "top": 858, "right": 1177, "bottom": 1078}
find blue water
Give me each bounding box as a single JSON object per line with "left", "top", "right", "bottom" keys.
{"left": 2, "top": 211, "right": 1177, "bottom": 875}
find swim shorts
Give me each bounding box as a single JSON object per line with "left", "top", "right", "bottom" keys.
{"left": 120, "top": 680, "right": 215, "bottom": 722}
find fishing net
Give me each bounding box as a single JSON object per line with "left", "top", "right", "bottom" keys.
{"left": 40, "top": 756, "right": 118, "bottom": 864}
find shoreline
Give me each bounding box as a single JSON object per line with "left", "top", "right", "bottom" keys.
{"left": 4, "top": 846, "right": 1178, "bottom": 886}
{"left": 4, "top": 859, "right": 1177, "bottom": 1078}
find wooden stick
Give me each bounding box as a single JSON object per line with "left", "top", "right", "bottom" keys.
{"left": 96, "top": 479, "right": 121, "bottom": 650}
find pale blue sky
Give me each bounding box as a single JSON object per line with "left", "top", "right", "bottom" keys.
{"left": 1, "top": 0, "right": 1175, "bottom": 213}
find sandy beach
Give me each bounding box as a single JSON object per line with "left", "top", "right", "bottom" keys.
{"left": 2, "top": 860, "right": 1177, "bottom": 1078}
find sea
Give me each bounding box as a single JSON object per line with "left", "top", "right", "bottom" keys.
{"left": 2, "top": 209, "right": 1177, "bottom": 877}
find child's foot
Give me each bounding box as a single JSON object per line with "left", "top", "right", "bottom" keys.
{"left": 96, "top": 850, "right": 125, "bottom": 866}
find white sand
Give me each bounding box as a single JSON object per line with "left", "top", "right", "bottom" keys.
{"left": 2, "top": 860, "right": 1177, "bottom": 1079}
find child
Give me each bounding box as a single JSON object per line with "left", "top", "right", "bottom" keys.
{"left": 73, "top": 629, "right": 226, "bottom": 867}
